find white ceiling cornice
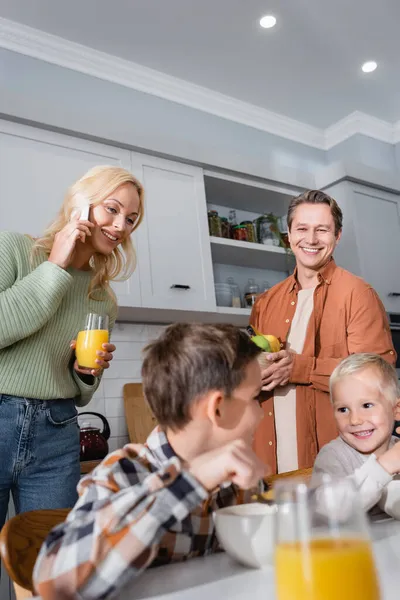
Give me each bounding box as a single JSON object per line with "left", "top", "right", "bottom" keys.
{"left": 0, "top": 16, "right": 399, "bottom": 152}
{"left": 324, "top": 111, "right": 396, "bottom": 149}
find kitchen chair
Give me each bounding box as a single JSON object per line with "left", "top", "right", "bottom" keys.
{"left": 123, "top": 383, "right": 157, "bottom": 444}
{"left": 261, "top": 466, "right": 313, "bottom": 501}
{"left": 268, "top": 466, "right": 313, "bottom": 484}
{"left": 0, "top": 508, "right": 69, "bottom": 599}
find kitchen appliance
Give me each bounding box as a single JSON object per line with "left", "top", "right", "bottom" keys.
{"left": 387, "top": 313, "right": 400, "bottom": 368}
{"left": 386, "top": 313, "right": 400, "bottom": 438}
{"left": 79, "top": 412, "right": 111, "bottom": 461}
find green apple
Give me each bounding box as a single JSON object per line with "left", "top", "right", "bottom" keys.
{"left": 251, "top": 335, "right": 271, "bottom": 352}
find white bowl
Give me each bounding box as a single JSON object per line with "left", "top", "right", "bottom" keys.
{"left": 213, "top": 503, "right": 276, "bottom": 569}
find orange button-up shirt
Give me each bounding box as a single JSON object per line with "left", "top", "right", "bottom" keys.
{"left": 250, "top": 259, "right": 396, "bottom": 473}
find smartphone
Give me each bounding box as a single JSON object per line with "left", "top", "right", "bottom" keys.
{"left": 71, "top": 205, "right": 90, "bottom": 221}
{"left": 79, "top": 205, "right": 90, "bottom": 221}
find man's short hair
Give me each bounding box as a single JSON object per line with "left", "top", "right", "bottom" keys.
{"left": 287, "top": 190, "right": 343, "bottom": 236}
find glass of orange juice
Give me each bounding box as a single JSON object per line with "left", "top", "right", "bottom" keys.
{"left": 274, "top": 476, "right": 381, "bottom": 600}
{"left": 75, "top": 313, "right": 109, "bottom": 370}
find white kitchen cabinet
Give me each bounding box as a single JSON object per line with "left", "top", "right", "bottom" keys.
{"left": 0, "top": 501, "right": 16, "bottom": 600}
{"left": 0, "top": 120, "right": 141, "bottom": 308}
{"left": 130, "top": 153, "right": 215, "bottom": 311}
{"left": 323, "top": 181, "right": 400, "bottom": 312}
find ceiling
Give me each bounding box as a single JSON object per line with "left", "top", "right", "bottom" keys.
{"left": 0, "top": 0, "right": 399, "bottom": 129}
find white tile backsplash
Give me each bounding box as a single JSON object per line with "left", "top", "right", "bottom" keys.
{"left": 113, "top": 341, "right": 147, "bottom": 360}
{"left": 104, "top": 396, "right": 124, "bottom": 418}
{"left": 80, "top": 323, "right": 167, "bottom": 449}
{"left": 103, "top": 359, "right": 142, "bottom": 380}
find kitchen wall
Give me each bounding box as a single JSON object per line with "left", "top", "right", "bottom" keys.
{"left": 3, "top": 48, "right": 400, "bottom": 182}
{"left": 77, "top": 323, "right": 166, "bottom": 449}
{"left": 3, "top": 46, "right": 400, "bottom": 443}
{"left": 327, "top": 135, "right": 398, "bottom": 172}
{"left": 0, "top": 47, "right": 324, "bottom": 181}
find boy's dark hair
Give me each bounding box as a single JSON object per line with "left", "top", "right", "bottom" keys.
{"left": 141, "top": 323, "right": 262, "bottom": 431}
{"left": 287, "top": 189, "right": 343, "bottom": 236}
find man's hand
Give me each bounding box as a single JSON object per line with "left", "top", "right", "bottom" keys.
{"left": 261, "top": 349, "right": 294, "bottom": 391}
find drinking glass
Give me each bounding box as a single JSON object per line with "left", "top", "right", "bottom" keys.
{"left": 274, "top": 476, "right": 381, "bottom": 600}
{"left": 75, "top": 313, "right": 109, "bottom": 369}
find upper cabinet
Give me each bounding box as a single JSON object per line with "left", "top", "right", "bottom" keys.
{"left": 0, "top": 121, "right": 131, "bottom": 235}
{"left": 129, "top": 153, "right": 215, "bottom": 311}
{"left": 324, "top": 181, "right": 400, "bottom": 312}
{"left": 0, "top": 120, "right": 142, "bottom": 308}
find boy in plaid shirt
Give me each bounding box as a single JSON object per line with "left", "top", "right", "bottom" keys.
{"left": 33, "top": 323, "right": 268, "bottom": 599}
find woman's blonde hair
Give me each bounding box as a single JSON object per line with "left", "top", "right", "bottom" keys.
{"left": 33, "top": 165, "right": 144, "bottom": 299}
{"left": 330, "top": 353, "right": 399, "bottom": 405}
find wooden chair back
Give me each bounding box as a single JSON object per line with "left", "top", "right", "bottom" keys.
{"left": 0, "top": 508, "right": 69, "bottom": 597}
{"left": 267, "top": 466, "right": 313, "bottom": 485}
{"left": 123, "top": 383, "right": 157, "bottom": 444}
{"left": 261, "top": 467, "right": 313, "bottom": 502}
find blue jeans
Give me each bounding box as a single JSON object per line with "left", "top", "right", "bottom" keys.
{"left": 0, "top": 394, "right": 80, "bottom": 530}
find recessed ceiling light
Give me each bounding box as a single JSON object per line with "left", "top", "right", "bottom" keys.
{"left": 260, "top": 15, "right": 277, "bottom": 29}
{"left": 361, "top": 61, "right": 377, "bottom": 73}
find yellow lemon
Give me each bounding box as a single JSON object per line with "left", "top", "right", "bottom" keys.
{"left": 263, "top": 334, "right": 281, "bottom": 353}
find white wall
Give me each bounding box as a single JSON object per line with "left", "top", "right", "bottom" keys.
{"left": 77, "top": 323, "right": 166, "bottom": 449}
{"left": 0, "top": 48, "right": 324, "bottom": 182}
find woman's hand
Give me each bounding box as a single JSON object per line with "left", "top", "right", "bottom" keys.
{"left": 48, "top": 215, "right": 94, "bottom": 269}
{"left": 70, "top": 340, "right": 116, "bottom": 378}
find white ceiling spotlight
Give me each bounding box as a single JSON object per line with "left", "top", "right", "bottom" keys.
{"left": 361, "top": 61, "right": 377, "bottom": 73}
{"left": 259, "top": 15, "right": 277, "bottom": 29}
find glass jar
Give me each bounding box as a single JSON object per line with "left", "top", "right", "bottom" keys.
{"left": 256, "top": 216, "right": 280, "bottom": 246}
{"left": 244, "top": 278, "right": 259, "bottom": 307}
{"left": 278, "top": 215, "right": 290, "bottom": 248}
{"left": 226, "top": 277, "right": 241, "bottom": 308}
{"left": 261, "top": 280, "right": 271, "bottom": 293}
{"left": 240, "top": 220, "right": 256, "bottom": 243}
{"left": 228, "top": 209, "right": 237, "bottom": 238}
{"left": 252, "top": 218, "right": 259, "bottom": 243}
{"left": 220, "top": 217, "right": 230, "bottom": 238}
{"left": 208, "top": 210, "right": 221, "bottom": 237}
{"left": 233, "top": 224, "right": 248, "bottom": 242}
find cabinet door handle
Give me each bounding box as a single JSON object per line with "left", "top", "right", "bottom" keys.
{"left": 170, "top": 284, "right": 191, "bottom": 290}
{"left": 388, "top": 292, "right": 400, "bottom": 297}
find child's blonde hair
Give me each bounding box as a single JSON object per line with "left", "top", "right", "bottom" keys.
{"left": 33, "top": 165, "right": 144, "bottom": 300}
{"left": 330, "top": 353, "right": 399, "bottom": 405}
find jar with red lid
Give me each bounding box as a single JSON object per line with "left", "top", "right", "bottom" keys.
{"left": 240, "top": 220, "right": 256, "bottom": 243}
{"left": 233, "top": 224, "right": 248, "bottom": 242}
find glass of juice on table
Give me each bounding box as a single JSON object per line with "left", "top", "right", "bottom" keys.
{"left": 76, "top": 313, "right": 109, "bottom": 370}
{"left": 274, "top": 476, "right": 381, "bottom": 600}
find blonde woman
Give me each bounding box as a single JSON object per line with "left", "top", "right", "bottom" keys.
{"left": 0, "top": 165, "right": 144, "bottom": 527}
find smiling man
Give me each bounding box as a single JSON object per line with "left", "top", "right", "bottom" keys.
{"left": 250, "top": 190, "right": 396, "bottom": 474}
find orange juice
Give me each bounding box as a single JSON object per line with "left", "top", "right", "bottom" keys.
{"left": 76, "top": 329, "right": 109, "bottom": 369}
{"left": 275, "top": 538, "right": 380, "bottom": 600}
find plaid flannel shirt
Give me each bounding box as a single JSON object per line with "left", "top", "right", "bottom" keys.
{"left": 33, "top": 427, "right": 247, "bottom": 600}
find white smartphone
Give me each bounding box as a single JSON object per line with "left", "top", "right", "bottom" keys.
{"left": 71, "top": 205, "right": 90, "bottom": 221}
{"left": 79, "top": 205, "right": 90, "bottom": 221}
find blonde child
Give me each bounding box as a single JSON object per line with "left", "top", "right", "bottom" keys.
{"left": 313, "top": 353, "right": 400, "bottom": 519}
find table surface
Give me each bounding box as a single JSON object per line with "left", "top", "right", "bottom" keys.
{"left": 117, "top": 518, "right": 400, "bottom": 600}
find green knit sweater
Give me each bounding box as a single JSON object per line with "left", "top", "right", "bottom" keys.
{"left": 0, "top": 232, "right": 117, "bottom": 406}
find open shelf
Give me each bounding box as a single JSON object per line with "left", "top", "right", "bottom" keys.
{"left": 204, "top": 173, "right": 294, "bottom": 215}
{"left": 210, "top": 236, "right": 293, "bottom": 271}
